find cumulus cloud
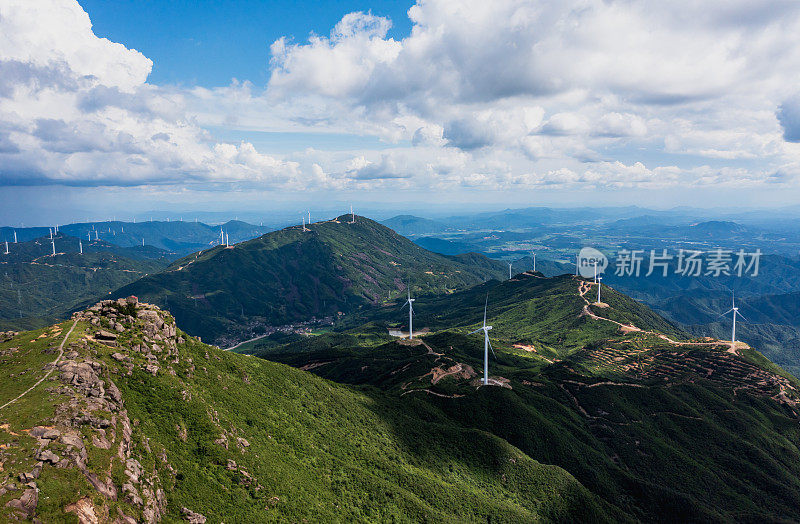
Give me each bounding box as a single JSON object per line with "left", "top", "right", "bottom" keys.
{"left": 0, "top": 0, "right": 311, "bottom": 189}
{"left": 3, "top": 0, "right": 800, "bottom": 194}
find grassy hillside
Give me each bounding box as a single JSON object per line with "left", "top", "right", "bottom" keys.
{"left": 112, "top": 216, "right": 507, "bottom": 346}
{"left": 252, "top": 273, "right": 800, "bottom": 521}
{"left": 0, "top": 299, "right": 611, "bottom": 522}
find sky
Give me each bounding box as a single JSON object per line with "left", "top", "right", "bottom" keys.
{"left": 2, "top": 0, "right": 800, "bottom": 224}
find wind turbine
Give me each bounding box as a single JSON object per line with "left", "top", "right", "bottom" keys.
{"left": 51, "top": 239, "right": 56, "bottom": 256}
{"left": 49, "top": 228, "right": 52, "bottom": 240}
{"left": 508, "top": 261, "right": 513, "bottom": 279}
{"left": 596, "top": 276, "right": 603, "bottom": 303}
{"left": 401, "top": 286, "right": 415, "bottom": 339}
{"left": 308, "top": 210, "right": 311, "bottom": 224}
{"left": 79, "top": 240, "right": 82, "bottom": 254}
{"left": 594, "top": 260, "right": 598, "bottom": 283}
{"left": 4, "top": 241, "right": 8, "bottom": 255}
{"left": 468, "top": 295, "right": 495, "bottom": 386}
{"left": 721, "top": 292, "right": 747, "bottom": 349}
{"left": 349, "top": 205, "right": 355, "bottom": 224}
{"left": 532, "top": 252, "right": 536, "bottom": 272}
{"left": 13, "top": 231, "right": 17, "bottom": 243}
{"left": 94, "top": 230, "right": 98, "bottom": 241}
{"left": 302, "top": 215, "right": 308, "bottom": 232}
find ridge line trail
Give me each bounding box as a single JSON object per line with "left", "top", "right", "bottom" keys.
{"left": 576, "top": 279, "right": 729, "bottom": 351}
{"left": 0, "top": 320, "right": 78, "bottom": 411}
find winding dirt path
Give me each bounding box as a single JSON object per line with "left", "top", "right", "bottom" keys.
{"left": 0, "top": 320, "right": 78, "bottom": 411}
{"left": 576, "top": 278, "right": 726, "bottom": 351}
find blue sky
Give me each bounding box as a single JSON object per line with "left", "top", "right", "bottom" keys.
{"left": 2, "top": 0, "right": 800, "bottom": 224}
{"left": 80, "top": 0, "right": 413, "bottom": 87}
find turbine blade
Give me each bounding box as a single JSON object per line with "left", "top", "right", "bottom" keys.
{"left": 737, "top": 311, "right": 748, "bottom": 323}
{"left": 483, "top": 294, "right": 488, "bottom": 326}
{"left": 487, "top": 335, "right": 497, "bottom": 359}
{"left": 401, "top": 300, "right": 409, "bottom": 308}
{"left": 719, "top": 308, "right": 734, "bottom": 317}
{"left": 468, "top": 328, "right": 483, "bottom": 335}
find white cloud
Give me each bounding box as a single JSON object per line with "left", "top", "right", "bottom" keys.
{"left": 3, "top": 0, "right": 800, "bottom": 196}
{"left": 0, "top": 0, "right": 317, "bottom": 189}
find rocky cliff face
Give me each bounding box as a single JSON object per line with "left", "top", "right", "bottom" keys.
{"left": 0, "top": 297, "right": 205, "bottom": 523}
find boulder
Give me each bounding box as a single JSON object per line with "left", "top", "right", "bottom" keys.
{"left": 181, "top": 507, "right": 207, "bottom": 523}
{"left": 95, "top": 330, "right": 117, "bottom": 341}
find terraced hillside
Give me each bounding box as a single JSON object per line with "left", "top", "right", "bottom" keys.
{"left": 253, "top": 273, "right": 800, "bottom": 521}
{"left": 113, "top": 216, "right": 506, "bottom": 346}
{"left": 0, "top": 298, "right": 611, "bottom": 522}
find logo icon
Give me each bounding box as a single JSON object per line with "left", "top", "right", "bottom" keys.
{"left": 578, "top": 247, "right": 607, "bottom": 278}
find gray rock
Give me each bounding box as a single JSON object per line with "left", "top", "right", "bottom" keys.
{"left": 36, "top": 449, "right": 60, "bottom": 464}
{"left": 181, "top": 507, "right": 207, "bottom": 523}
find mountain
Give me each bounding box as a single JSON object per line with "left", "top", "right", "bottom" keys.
{"left": 0, "top": 297, "right": 611, "bottom": 522}
{"left": 0, "top": 235, "right": 171, "bottom": 331}
{"left": 250, "top": 273, "right": 800, "bottom": 521}
{"left": 381, "top": 215, "right": 450, "bottom": 236}
{"left": 2, "top": 220, "right": 272, "bottom": 256}
{"left": 112, "top": 216, "right": 507, "bottom": 346}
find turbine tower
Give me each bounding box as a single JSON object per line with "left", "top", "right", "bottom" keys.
{"left": 79, "top": 240, "right": 82, "bottom": 254}
{"left": 401, "top": 286, "right": 415, "bottom": 339}
{"left": 4, "top": 241, "right": 8, "bottom": 255}
{"left": 302, "top": 215, "right": 308, "bottom": 232}
{"left": 594, "top": 260, "right": 598, "bottom": 283}
{"left": 532, "top": 252, "right": 536, "bottom": 272}
{"left": 508, "top": 261, "right": 513, "bottom": 279}
{"left": 13, "top": 231, "right": 17, "bottom": 243}
{"left": 468, "top": 295, "right": 496, "bottom": 386}
{"left": 51, "top": 239, "right": 56, "bottom": 256}
{"left": 596, "top": 276, "right": 603, "bottom": 303}
{"left": 349, "top": 205, "right": 355, "bottom": 224}
{"left": 721, "top": 292, "right": 747, "bottom": 349}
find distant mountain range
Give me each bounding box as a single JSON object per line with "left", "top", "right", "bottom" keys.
{"left": 1, "top": 219, "right": 271, "bottom": 255}
{"left": 0, "top": 234, "right": 170, "bottom": 331}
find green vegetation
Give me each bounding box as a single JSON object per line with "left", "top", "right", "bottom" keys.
{"left": 0, "top": 243, "right": 169, "bottom": 331}
{"left": 0, "top": 300, "right": 610, "bottom": 522}
{"left": 254, "top": 273, "right": 800, "bottom": 521}
{"left": 113, "top": 215, "right": 507, "bottom": 346}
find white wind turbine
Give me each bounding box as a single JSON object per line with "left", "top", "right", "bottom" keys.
{"left": 302, "top": 214, "right": 309, "bottom": 232}
{"left": 594, "top": 260, "right": 598, "bottom": 283}
{"left": 349, "top": 205, "right": 355, "bottom": 224}
{"left": 468, "top": 295, "right": 496, "bottom": 386}
{"left": 721, "top": 292, "right": 747, "bottom": 349}
{"left": 51, "top": 238, "right": 56, "bottom": 256}
{"left": 4, "top": 241, "right": 8, "bottom": 255}
{"left": 508, "top": 261, "right": 513, "bottom": 279}
{"left": 79, "top": 240, "right": 83, "bottom": 254}
{"left": 401, "top": 285, "right": 415, "bottom": 339}
{"left": 532, "top": 252, "right": 536, "bottom": 272}
{"left": 13, "top": 231, "right": 17, "bottom": 243}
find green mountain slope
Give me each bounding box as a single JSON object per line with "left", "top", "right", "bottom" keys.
{"left": 0, "top": 298, "right": 612, "bottom": 522}
{"left": 252, "top": 273, "right": 800, "bottom": 521}
{"left": 112, "top": 216, "right": 507, "bottom": 346}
